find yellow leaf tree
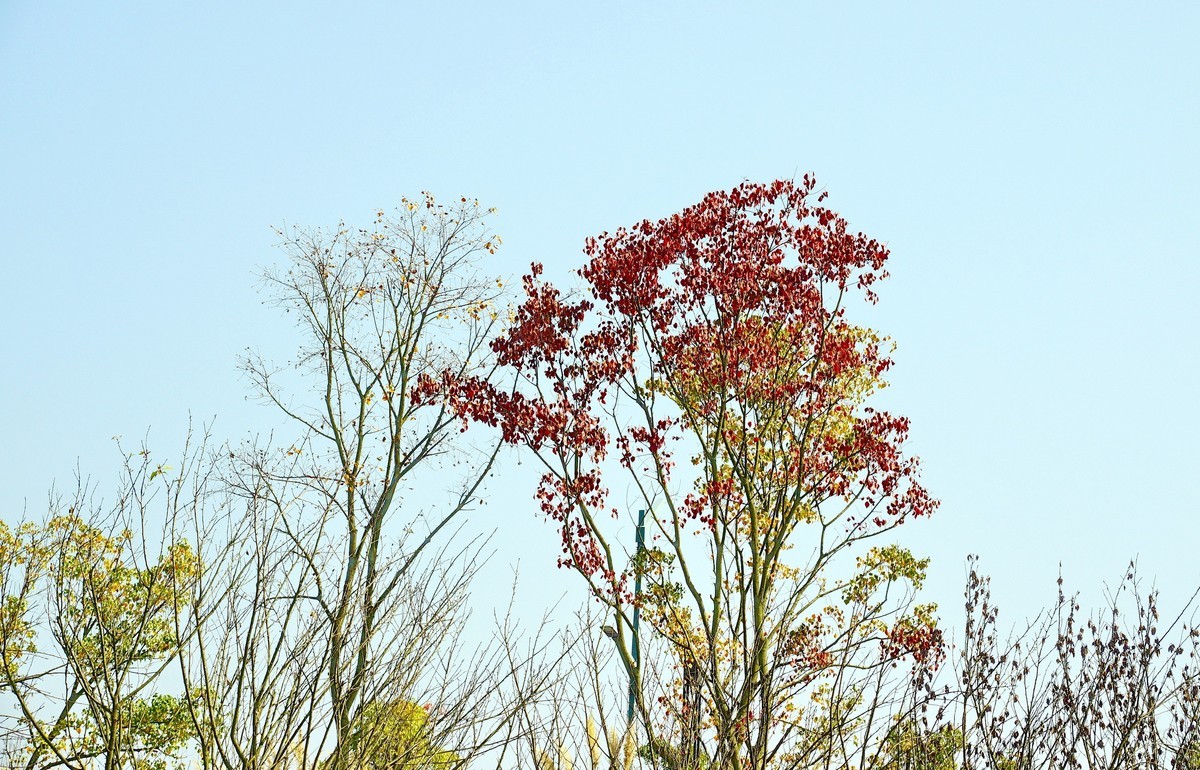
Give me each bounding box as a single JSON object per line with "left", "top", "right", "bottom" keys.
{"left": 0, "top": 455, "right": 201, "bottom": 770}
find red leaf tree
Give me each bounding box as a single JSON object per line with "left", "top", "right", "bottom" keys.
{"left": 434, "top": 178, "right": 941, "bottom": 770}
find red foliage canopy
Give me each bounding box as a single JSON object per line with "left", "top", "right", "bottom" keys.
{"left": 424, "top": 177, "right": 936, "bottom": 584}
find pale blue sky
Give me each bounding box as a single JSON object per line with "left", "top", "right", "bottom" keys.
{"left": 2, "top": 2, "right": 1198, "bottom": 629}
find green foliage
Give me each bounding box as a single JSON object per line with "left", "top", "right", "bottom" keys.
{"left": 0, "top": 513, "right": 200, "bottom": 769}
{"left": 877, "top": 720, "right": 962, "bottom": 770}
{"left": 843, "top": 546, "right": 930, "bottom": 606}
{"left": 638, "top": 735, "right": 707, "bottom": 770}
{"left": 338, "top": 700, "right": 459, "bottom": 770}
{"left": 1181, "top": 742, "right": 1200, "bottom": 770}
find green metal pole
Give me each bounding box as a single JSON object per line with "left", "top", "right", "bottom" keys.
{"left": 628, "top": 508, "right": 645, "bottom": 725}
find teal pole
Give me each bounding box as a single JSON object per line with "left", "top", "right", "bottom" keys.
{"left": 628, "top": 508, "right": 645, "bottom": 724}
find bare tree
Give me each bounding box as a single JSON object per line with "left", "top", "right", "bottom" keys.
{"left": 870, "top": 559, "right": 1200, "bottom": 770}
{"left": 176, "top": 195, "right": 557, "bottom": 770}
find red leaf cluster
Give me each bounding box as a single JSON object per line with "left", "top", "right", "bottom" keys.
{"left": 882, "top": 621, "right": 946, "bottom": 667}
{"left": 429, "top": 178, "right": 937, "bottom": 587}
